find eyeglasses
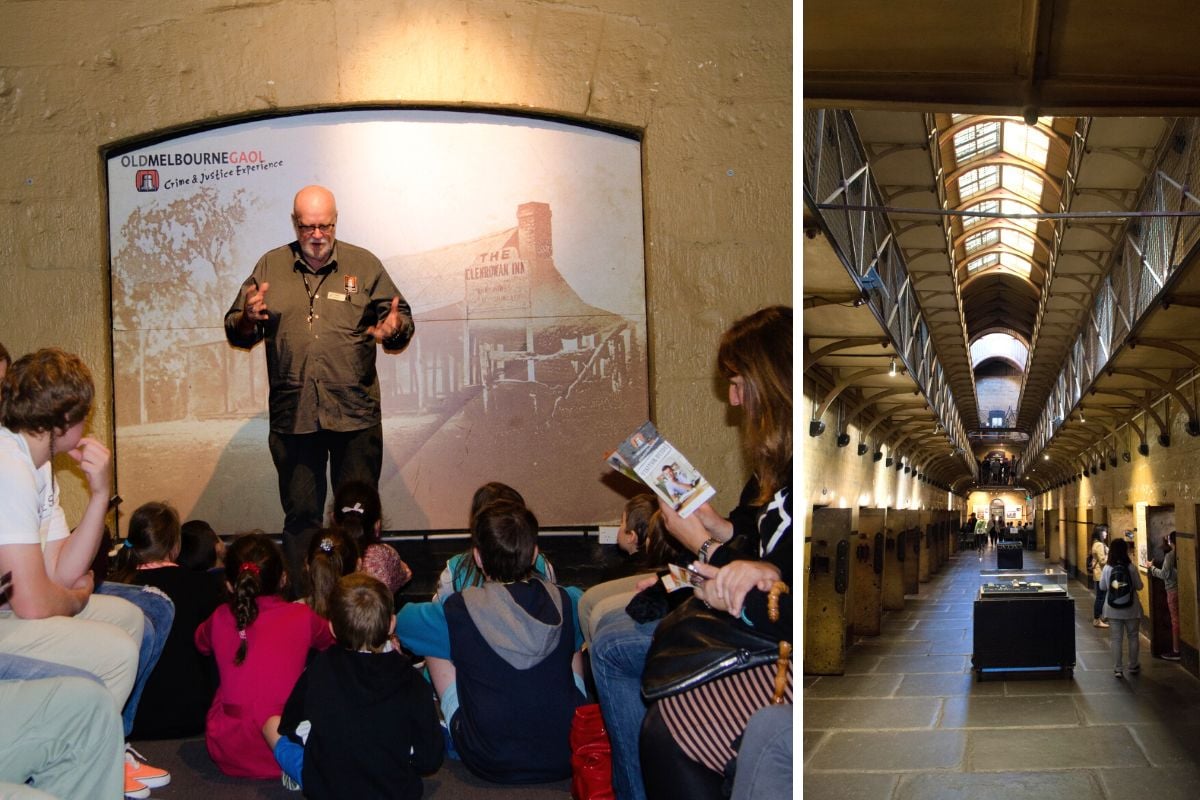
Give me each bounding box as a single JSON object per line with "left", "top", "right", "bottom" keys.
{"left": 296, "top": 223, "right": 336, "bottom": 236}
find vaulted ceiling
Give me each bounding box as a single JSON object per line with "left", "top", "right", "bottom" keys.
{"left": 802, "top": 1, "right": 1200, "bottom": 494}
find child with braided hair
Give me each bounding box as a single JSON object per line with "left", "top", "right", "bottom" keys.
{"left": 195, "top": 533, "right": 334, "bottom": 778}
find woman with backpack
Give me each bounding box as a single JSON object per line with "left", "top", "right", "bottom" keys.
{"left": 1101, "top": 538, "right": 1144, "bottom": 678}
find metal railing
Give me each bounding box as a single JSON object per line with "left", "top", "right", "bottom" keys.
{"left": 804, "top": 109, "right": 973, "bottom": 474}
{"left": 1019, "top": 117, "right": 1200, "bottom": 475}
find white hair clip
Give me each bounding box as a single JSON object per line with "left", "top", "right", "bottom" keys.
{"left": 341, "top": 503, "right": 364, "bottom": 515}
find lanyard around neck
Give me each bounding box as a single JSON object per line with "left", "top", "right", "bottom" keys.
{"left": 299, "top": 268, "right": 332, "bottom": 325}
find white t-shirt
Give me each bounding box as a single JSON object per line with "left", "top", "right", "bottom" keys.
{"left": 0, "top": 426, "right": 70, "bottom": 549}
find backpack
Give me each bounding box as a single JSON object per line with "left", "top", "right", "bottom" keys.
{"left": 1108, "top": 562, "right": 1134, "bottom": 608}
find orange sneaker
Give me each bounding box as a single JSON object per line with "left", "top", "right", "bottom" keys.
{"left": 124, "top": 773, "right": 149, "bottom": 799}
{"left": 125, "top": 744, "right": 171, "bottom": 789}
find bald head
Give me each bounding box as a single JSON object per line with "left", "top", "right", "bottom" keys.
{"left": 293, "top": 185, "right": 337, "bottom": 220}
{"left": 292, "top": 185, "right": 338, "bottom": 269}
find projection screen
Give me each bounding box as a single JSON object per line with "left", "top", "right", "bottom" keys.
{"left": 107, "top": 110, "right": 648, "bottom": 535}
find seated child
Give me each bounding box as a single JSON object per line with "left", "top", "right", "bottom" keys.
{"left": 264, "top": 574, "right": 444, "bottom": 798}
{"left": 300, "top": 527, "right": 359, "bottom": 619}
{"left": 615, "top": 493, "right": 690, "bottom": 568}
{"left": 195, "top": 533, "right": 334, "bottom": 778}
{"left": 178, "top": 519, "right": 225, "bottom": 576}
{"left": 433, "top": 482, "right": 557, "bottom": 601}
{"left": 331, "top": 481, "right": 412, "bottom": 594}
{"left": 398, "top": 501, "right": 586, "bottom": 784}
{"left": 110, "top": 501, "right": 223, "bottom": 739}
{"left": 578, "top": 493, "right": 692, "bottom": 643}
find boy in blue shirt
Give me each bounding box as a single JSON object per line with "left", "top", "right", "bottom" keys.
{"left": 397, "top": 500, "right": 586, "bottom": 783}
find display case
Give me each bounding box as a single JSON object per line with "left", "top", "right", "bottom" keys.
{"left": 973, "top": 568, "right": 1074, "bottom": 679}
{"left": 978, "top": 568, "right": 1067, "bottom": 598}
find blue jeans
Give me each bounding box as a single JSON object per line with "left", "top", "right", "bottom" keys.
{"left": 731, "top": 704, "right": 792, "bottom": 800}
{"left": 96, "top": 582, "right": 175, "bottom": 737}
{"left": 0, "top": 653, "right": 100, "bottom": 683}
{"left": 589, "top": 607, "right": 658, "bottom": 800}
{"left": 1093, "top": 584, "right": 1107, "bottom": 620}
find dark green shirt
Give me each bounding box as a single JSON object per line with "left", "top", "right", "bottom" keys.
{"left": 224, "top": 240, "right": 414, "bottom": 434}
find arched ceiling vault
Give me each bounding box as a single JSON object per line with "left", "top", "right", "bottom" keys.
{"left": 803, "top": 2, "right": 1200, "bottom": 494}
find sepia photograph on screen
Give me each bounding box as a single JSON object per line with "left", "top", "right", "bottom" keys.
{"left": 107, "top": 110, "right": 648, "bottom": 535}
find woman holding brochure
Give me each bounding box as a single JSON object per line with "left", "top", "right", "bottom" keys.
{"left": 588, "top": 305, "right": 792, "bottom": 800}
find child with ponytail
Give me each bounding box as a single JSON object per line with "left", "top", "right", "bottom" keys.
{"left": 110, "top": 501, "right": 223, "bottom": 739}
{"left": 195, "top": 533, "right": 335, "bottom": 778}
{"left": 331, "top": 480, "right": 412, "bottom": 594}
{"left": 300, "top": 527, "right": 360, "bottom": 619}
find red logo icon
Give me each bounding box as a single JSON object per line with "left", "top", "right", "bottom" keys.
{"left": 135, "top": 170, "right": 159, "bottom": 192}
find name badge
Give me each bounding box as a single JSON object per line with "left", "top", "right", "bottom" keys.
{"left": 327, "top": 291, "right": 347, "bottom": 302}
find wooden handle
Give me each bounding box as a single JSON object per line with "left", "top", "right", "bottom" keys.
{"left": 773, "top": 641, "right": 792, "bottom": 704}
{"left": 767, "top": 580, "right": 790, "bottom": 622}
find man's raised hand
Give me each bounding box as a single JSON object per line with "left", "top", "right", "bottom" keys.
{"left": 242, "top": 280, "right": 271, "bottom": 324}
{"left": 368, "top": 296, "right": 403, "bottom": 342}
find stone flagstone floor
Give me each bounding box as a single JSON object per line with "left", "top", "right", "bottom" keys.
{"left": 802, "top": 547, "right": 1200, "bottom": 800}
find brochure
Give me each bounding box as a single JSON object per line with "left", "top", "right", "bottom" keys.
{"left": 607, "top": 420, "right": 715, "bottom": 518}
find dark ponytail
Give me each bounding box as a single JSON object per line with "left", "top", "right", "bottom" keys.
{"left": 306, "top": 527, "right": 359, "bottom": 620}
{"left": 332, "top": 480, "right": 383, "bottom": 546}
{"left": 109, "top": 501, "right": 181, "bottom": 584}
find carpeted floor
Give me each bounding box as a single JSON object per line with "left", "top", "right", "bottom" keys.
{"left": 126, "top": 534, "right": 617, "bottom": 799}
{"left": 130, "top": 736, "right": 572, "bottom": 799}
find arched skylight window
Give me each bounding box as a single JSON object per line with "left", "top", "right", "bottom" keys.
{"left": 958, "top": 165, "right": 1000, "bottom": 201}
{"left": 999, "top": 228, "right": 1036, "bottom": 256}
{"left": 998, "top": 253, "right": 1032, "bottom": 276}
{"left": 954, "top": 121, "right": 1001, "bottom": 165}
{"left": 961, "top": 198, "right": 1040, "bottom": 232}
{"left": 1002, "top": 121, "right": 1050, "bottom": 167}
{"left": 964, "top": 229, "right": 999, "bottom": 253}
{"left": 971, "top": 332, "right": 1029, "bottom": 369}
{"left": 962, "top": 198, "right": 999, "bottom": 229}
{"left": 967, "top": 253, "right": 999, "bottom": 273}
{"left": 1001, "top": 165, "right": 1045, "bottom": 203}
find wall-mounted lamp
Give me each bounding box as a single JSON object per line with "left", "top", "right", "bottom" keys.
{"left": 857, "top": 443, "right": 868, "bottom": 456}
{"left": 889, "top": 358, "right": 897, "bottom": 377}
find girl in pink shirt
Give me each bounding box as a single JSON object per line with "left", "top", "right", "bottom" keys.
{"left": 195, "top": 533, "right": 334, "bottom": 778}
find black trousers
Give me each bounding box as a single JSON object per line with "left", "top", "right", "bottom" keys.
{"left": 640, "top": 703, "right": 723, "bottom": 800}
{"left": 268, "top": 424, "right": 382, "bottom": 595}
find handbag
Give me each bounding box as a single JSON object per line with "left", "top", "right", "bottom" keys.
{"left": 641, "top": 582, "right": 791, "bottom": 702}
{"left": 569, "top": 703, "right": 614, "bottom": 800}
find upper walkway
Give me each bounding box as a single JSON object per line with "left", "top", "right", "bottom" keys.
{"left": 803, "top": 548, "right": 1200, "bottom": 799}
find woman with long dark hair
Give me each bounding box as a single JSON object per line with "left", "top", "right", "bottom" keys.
{"left": 1101, "top": 537, "right": 1143, "bottom": 678}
